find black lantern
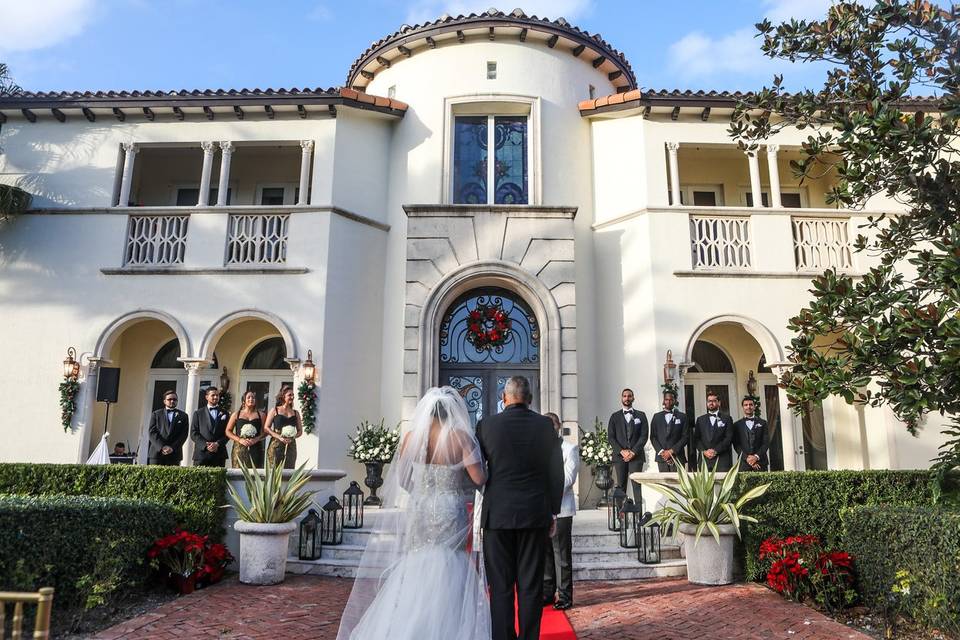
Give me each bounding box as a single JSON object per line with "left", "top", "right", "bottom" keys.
{"left": 639, "top": 516, "right": 662, "bottom": 565}
{"left": 298, "top": 508, "right": 322, "bottom": 560}
{"left": 607, "top": 487, "right": 627, "bottom": 531}
{"left": 321, "top": 496, "right": 343, "bottom": 546}
{"left": 619, "top": 499, "right": 641, "bottom": 549}
{"left": 343, "top": 481, "right": 364, "bottom": 529}
{"left": 63, "top": 347, "right": 80, "bottom": 380}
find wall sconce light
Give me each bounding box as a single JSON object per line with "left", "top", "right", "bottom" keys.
{"left": 302, "top": 349, "right": 316, "bottom": 383}
{"left": 63, "top": 347, "right": 80, "bottom": 380}
{"left": 663, "top": 349, "right": 677, "bottom": 385}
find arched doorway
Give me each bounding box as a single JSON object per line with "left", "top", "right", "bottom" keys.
{"left": 239, "top": 337, "right": 293, "bottom": 412}
{"left": 438, "top": 288, "right": 541, "bottom": 426}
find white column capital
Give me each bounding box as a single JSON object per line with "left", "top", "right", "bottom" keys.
{"left": 179, "top": 358, "right": 210, "bottom": 374}
{"left": 766, "top": 143, "right": 780, "bottom": 155}
{"left": 284, "top": 358, "right": 302, "bottom": 374}
{"left": 300, "top": 139, "right": 315, "bottom": 152}
{"left": 666, "top": 141, "right": 680, "bottom": 152}
{"left": 200, "top": 141, "right": 217, "bottom": 154}
{"left": 122, "top": 142, "right": 139, "bottom": 154}
{"left": 219, "top": 141, "right": 234, "bottom": 154}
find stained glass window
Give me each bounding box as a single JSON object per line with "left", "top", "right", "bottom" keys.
{"left": 494, "top": 117, "right": 528, "bottom": 204}
{"left": 453, "top": 114, "right": 528, "bottom": 205}
{"left": 453, "top": 116, "right": 488, "bottom": 204}
{"left": 243, "top": 337, "right": 287, "bottom": 369}
{"left": 439, "top": 289, "right": 539, "bottom": 365}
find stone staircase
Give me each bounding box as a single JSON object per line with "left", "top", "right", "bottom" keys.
{"left": 287, "top": 508, "right": 686, "bottom": 581}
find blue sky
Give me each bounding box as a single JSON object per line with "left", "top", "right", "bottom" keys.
{"left": 0, "top": 0, "right": 842, "bottom": 94}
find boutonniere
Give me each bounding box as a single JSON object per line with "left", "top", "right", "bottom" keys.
{"left": 633, "top": 417, "right": 641, "bottom": 424}
{"left": 717, "top": 420, "right": 726, "bottom": 428}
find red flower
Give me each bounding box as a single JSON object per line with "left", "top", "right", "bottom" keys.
{"left": 469, "top": 310, "right": 482, "bottom": 321}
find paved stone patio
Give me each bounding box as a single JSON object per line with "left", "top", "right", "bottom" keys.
{"left": 92, "top": 575, "right": 869, "bottom": 639}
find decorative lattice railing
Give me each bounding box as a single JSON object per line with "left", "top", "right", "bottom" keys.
{"left": 792, "top": 217, "right": 853, "bottom": 271}
{"left": 123, "top": 215, "right": 189, "bottom": 265}
{"left": 225, "top": 214, "right": 289, "bottom": 265}
{"left": 689, "top": 215, "right": 752, "bottom": 269}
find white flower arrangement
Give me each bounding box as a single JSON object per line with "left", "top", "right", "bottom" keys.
{"left": 348, "top": 418, "right": 401, "bottom": 463}
{"left": 239, "top": 424, "right": 258, "bottom": 439}
{"left": 280, "top": 425, "right": 298, "bottom": 439}
{"left": 579, "top": 417, "right": 614, "bottom": 468}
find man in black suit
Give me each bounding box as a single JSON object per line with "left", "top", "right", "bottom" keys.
{"left": 191, "top": 387, "right": 229, "bottom": 467}
{"left": 695, "top": 390, "right": 734, "bottom": 471}
{"left": 732, "top": 396, "right": 771, "bottom": 471}
{"left": 650, "top": 389, "right": 689, "bottom": 472}
{"left": 148, "top": 390, "right": 189, "bottom": 465}
{"left": 478, "top": 376, "right": 564, "bottom": 640}
{"left": 607, "top": 388, "right": 648, "bottom": 502}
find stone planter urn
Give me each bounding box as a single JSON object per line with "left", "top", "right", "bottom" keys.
{"left": 593, "top": 464, "right": 614, "bottom": 506}
{"left": 679, "top": 523, "right": 737, "bottom": 585}
{"left": 363, "top": 461, "right": 385, "bottom": 506}
{"left": 234, "top": 520, "right": 297, "bottom": 585}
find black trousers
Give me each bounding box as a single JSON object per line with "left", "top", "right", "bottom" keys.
{"left": 543, "top": 516, "right": 573, "bottom": 604}
{"left": 613, "top": 458, "right": 644, "bottom": 503}
{"left": 484, "top": 527, "right": 549, "bottom": 640}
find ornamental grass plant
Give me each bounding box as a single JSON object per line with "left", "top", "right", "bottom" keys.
{"left": 227, "top": 456, "right": 316, "bottom": 524}
{"left": 642, "top": 455, "right": 770, "bottom": 544}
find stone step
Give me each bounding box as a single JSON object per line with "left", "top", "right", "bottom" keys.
{"left": 573, "top": 545, "right": 681, "bottom": 564}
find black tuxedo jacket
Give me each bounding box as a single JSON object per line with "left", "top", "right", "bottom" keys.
{"left": 695, "top": 412, "right": 734, "bottom": 470}
{"left": 650, "top": 410, "right": 689, "bottom": 463}
{"left": 191, "top": 406, "right": 229, "bottom": 464}
{"left": 477, "top": 404, "right": 564, "bottom": 530}
{"left": 148, "top": 408, "right": 189, "bottom": 463}
{"left": 732, "top": 416, "right": 771, "bottom": 471}
{"left": 607, "top": 408, "right": 649, "bottom": 459}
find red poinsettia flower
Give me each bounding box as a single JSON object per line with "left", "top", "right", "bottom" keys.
{"left": 470, "top": 310, "right": 482, "bottom": 321}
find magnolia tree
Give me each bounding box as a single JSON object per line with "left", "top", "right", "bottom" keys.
{"left": 730, "top": 1, "right": 959, "bottom": 486}
{"left": 0, "top": 62, "right": 30, "bottom": 222}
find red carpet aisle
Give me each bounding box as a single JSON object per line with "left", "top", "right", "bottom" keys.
{"left": 538, "top": 604, "right": 577, "bottom": 639}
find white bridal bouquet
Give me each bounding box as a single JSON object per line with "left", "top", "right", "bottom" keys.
{"left": 280, "top": 425, "right": 298, "bottom": 439}
{"left": 347, "top": 418, "right": 401, "bottom": 463}
{"left": 239, "top": 424, "right": 258, "bottom": 439}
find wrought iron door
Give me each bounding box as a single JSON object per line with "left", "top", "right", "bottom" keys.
{"left": 438, "top": 288, "right": 541, "bottom": 427}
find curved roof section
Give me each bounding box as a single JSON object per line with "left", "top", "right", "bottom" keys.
{"left": 347, "top": 8, "right": 636, "bottom": 92}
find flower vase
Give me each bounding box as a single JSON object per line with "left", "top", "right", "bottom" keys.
{"left": 593, "top": 464, "right": 614, "bottom": 507}
{"left": 363, "top": 461, "right": 384, "bottom": 506}
{"left": 168, "top": 572, "right": 196, "bottom": 595}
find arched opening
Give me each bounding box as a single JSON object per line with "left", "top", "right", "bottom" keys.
{"left": 240, "top": 336, "right": 293, "bottom": 413}
{"left": 437, "top": 287, "right": 541, "bottom": 426}
{"left": 682, "top": 325, "right": 788, "bottom": 470}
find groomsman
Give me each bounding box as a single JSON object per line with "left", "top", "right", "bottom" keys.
{"left": 191, "top": 387, "right": 229, "bottom": 467}
{"left": 607, "top": 388, "right": 648, "bottom": 503}
{"left": 695, "top": 391, "right": 734, "bottom": 472}
{"left": 733, "top": 396, "right": 771, "bottom": 471}
{"left": 147, "top": 390, "right": 189, "bottom": 465}
{"left": 650, "top": 389, "right": 688, "bottom": 472}
{"left": 542, "top": 412, "right": 579, "bottom": 610}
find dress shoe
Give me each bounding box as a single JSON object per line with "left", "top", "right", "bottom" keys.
{"left": 553, "top": 600, "right": 572, "bottom": 610}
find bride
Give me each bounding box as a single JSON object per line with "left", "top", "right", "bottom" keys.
{"left": 335, "top": 387, "right": 491, "bottom": 640}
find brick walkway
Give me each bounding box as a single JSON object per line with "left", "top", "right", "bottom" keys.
{"left": 92, "top": 575, "right": 868, "bottom": 639}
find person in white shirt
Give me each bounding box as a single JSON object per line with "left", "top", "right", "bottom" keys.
{"left": 542, "top": 412, "right": 580, "bottom": 610}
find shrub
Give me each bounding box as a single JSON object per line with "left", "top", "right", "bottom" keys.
{"left": 0, "top": 463, "right": 227, "bottom": 539}
{"left": 0, "top": 495, "right": 176, "bottom": 609}
{"left": 759, "top": 534, "right": 857, "bottom": 613}
{"left": 735, "top": 470, "right": 933, "bottom": 580}
{"left": 843, "top": 505, "right": 960, "bottom": 635}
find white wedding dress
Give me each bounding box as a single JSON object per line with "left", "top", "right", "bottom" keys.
{"left": 336, "top": 388, "right": 492, "bottom": 640}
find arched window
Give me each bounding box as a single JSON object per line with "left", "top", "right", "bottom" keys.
{"left": 687, "top": 340, "right": 734, "bottom": 373}
{"left": 758, "top": 354, "right": 772, "bottom": 373}
{"left": 439, "top": 288, "right": 539, "bottom": 365}
{"left": 150, "top": 339, "right": 217, "bottom": 369}
{"left": 243, "top": 337, "right": 287, "bottom": 369}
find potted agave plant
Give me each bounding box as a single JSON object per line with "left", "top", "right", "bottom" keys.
{"left": 227, "top": 457, "right": 317, "bottom": 585}
{"left": 642, "top": 456, "right": 770, "bottom": 585}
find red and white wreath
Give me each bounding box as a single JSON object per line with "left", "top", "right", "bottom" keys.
{"left": 467, "top": 302, "right": 511, "bottom": 350}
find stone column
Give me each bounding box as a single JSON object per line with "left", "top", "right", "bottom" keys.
{"left": 766, "top": 144, "right": 782, "bottom": 208}
{"left": 75, "top": 357, "right": 105, "bottom": 463}
{"left": 298, "top": 140, "right": 314, "bottom": 205}
{"left": 198, "top": 141, "right": 217, "bottom": 206}
{"left": 117, "top": 142, "right": 138, "bottom": 207}
{"left": 667, "top": 142, "right": 681, "bottom": 206}
{"left": 776, "top": 383, "right": 798, "bottom": 470}
{"left": 216, "top": 141, "right": 234, "bottom": 206}
{"left": 180, "top": 359, "right": 207, "bottom": 465}
{"left": 746, "top": 150, "right": 763, "bottom": 207}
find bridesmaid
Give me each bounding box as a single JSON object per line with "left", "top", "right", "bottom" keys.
{"left": 225, "top": 390, "right": 265, "bottom": 468}
{"left": 264, "top": 385, "right": 302, "bottom": 469}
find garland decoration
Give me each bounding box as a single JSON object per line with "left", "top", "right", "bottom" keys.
{"left": 217, "top": 390, "right": 232, "bottom": 414}
{"left": 466, "top": 301, "right": 511, "bottom": 350}
{"left": 298, "top": 380, "right": 317, "bottom": 434}
{"left": 59, "top": 378, "right": 81, "bottom": 432}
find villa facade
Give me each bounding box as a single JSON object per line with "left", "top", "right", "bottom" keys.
{"left": 0, "top": 10, "right": 947, "bottom": 490}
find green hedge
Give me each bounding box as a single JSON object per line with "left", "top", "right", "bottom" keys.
{"left": 0, "top": 463, "right": 227, "bottom": 540}
{"left": 0, "top": 495, "right": 176, "bottom": 608}
{"left": 843, "top": 506, "right": 960, "bottom": 634}
{"left": 736, "top": 470, "right": 934, "bottom": 579}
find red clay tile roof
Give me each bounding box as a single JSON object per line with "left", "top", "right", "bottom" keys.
{"left": 579, "top": 88, "right": 943, "bottom": 115}
{"left": 0, "top": 87, "right": 407, "bottom": 114}
{"left": 346, "top": 8, "right": 635, "bottom": 91}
